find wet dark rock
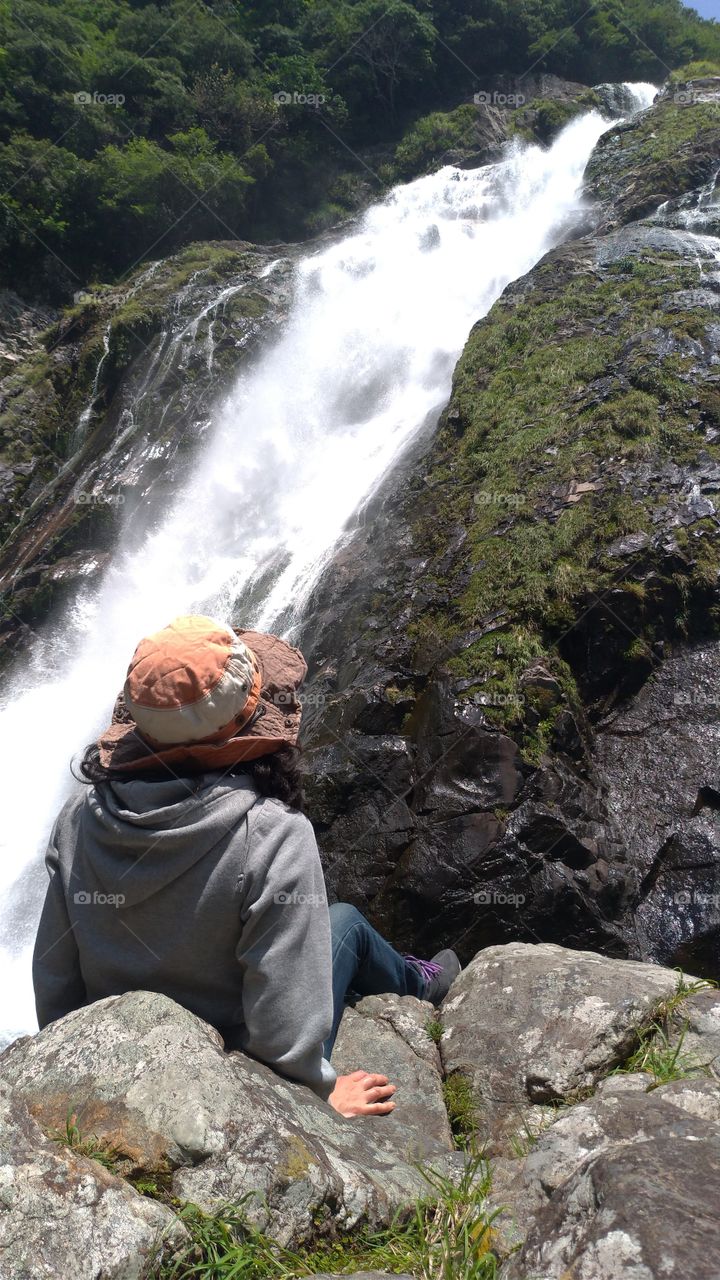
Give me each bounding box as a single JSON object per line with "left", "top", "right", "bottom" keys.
{"left": 593, "top": 82, "right": 651, "bottom": 117}
{"left": 300, "top": 79, "right": 720, "bottom": 977}
{"left": 584, "top": 79, "right": 720, "bottom": 231}
{"left": 594, "top": 640, "right": 720, "bottom": 974}
{"left": 0, "top": 242, "right": 296, "bottom": 667}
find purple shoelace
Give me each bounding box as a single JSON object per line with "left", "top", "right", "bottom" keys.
{"left": 403, "top": 955, "right": 443, "bottom": 985}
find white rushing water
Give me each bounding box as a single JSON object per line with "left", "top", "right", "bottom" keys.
{"left": 0, "top": 84, "right": 656, "bottom": 1040}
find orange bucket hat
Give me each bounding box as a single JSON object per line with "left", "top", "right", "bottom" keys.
{"left": 96, "top": 615, "right": 307, "bottom": 773}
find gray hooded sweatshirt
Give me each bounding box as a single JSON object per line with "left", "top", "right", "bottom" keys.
{"left": 32, "top": 772, "right": 336, "bottom": 1100}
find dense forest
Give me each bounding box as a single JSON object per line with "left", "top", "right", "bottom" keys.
{"left": 1, "top": 0, "right": 719, "bottom": 296}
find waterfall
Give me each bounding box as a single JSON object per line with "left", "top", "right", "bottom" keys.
{"left": 0, "top": 84, "right": 656, "bottom": 1043}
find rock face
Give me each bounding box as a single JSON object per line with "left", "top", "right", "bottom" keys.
{"left": 331, "top": 992, "right": 454, "bottom": 1159}
{"left": 0, "top": 240, "right": 296, "bottom": 670}
{"left": 439, "top": 942, "right": 680, "bottom": 1154}
{"left": 593, "top": 640, "right": 720, "bottom": 973}
{"left": 298, "top": 77, "right": 720, "bottom": 979}
{"left": 585, "top": 77, "right": 720, "bottom": 229}
{"left": 0, "top": 989, "right": 457, "bottom": 1255}
{"left": 0, "top": 944, "right": 717, "bottom": 1277}
{"left": 0, "top": 1078, "right": 183, "bottom": 1279}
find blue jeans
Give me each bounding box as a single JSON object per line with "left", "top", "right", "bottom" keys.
{"left": 325, "top": 902, "right": 426, "bottom": 1057}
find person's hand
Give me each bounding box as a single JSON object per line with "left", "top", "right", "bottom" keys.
{"left": 328, "top": 1070, "right": 397, "bottom": 1117}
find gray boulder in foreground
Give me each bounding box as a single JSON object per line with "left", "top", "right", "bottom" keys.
{"left": 501, "top": 1073, "right": 720, "bottom": 1278}
{"left": 0, "top": 941, "right": 718, "bottom": 1279}
{"left": 440, "top": 941, "right": 682, "bottom": 1154}
{"left": 0, "top": 989, "right": 457, "bottom": 1252}
{"left": 330, "top": 991, "right": 453, "bottom": 1159}
{"left": 0, "top": 1078, "right": 183, "bottom": 1279}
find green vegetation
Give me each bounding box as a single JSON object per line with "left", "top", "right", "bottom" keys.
{"left": 507, "top": 1109, "right": 555, "bottom": 1158}
{"left": 1, "top": 0, "right": 719, "bottom": 297}
{"left": 442, "top": 1071, "right": 480, "bottom": 1149}
{"left": 410, "top": 235, "right": 720, "bottom": 758}
{"left": 426, "top": 1016, "right": 444, "bottom": 1044}
{"left": 612, "top": 971, "right": 718, "bottom": 1087}
{"left": 394, "top": 103, "right": 480, "bottom": 178}
{"left": 49, "top": 1110, "right": 121, "bottom": 1172}
{"left": 509, "top": 89, "right": 602, "bottom": 145}
{"left": 669, "top": 59, "right": 720, "bottom": 82}
{"left": 614, "top": 1020, "right": 711, "bottom": 1087}
{"left": 150, "top": 1154, "right": 499, "bottom": 1279}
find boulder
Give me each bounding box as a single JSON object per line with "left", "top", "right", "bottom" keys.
{"left": 330, "top": 993, "right": 454, "bottom": 1159}
{"left": 0, "top": 990, "right": 458, "bottom": 1248}
{"left": 0, "top": 1079, "right": 183, "bottom": 1279}
{"left": 439, "top": 942, "right": 680, "bottom": 1153}
{"left": 502, "top": 1073, "right": 720, "bottom": 1279}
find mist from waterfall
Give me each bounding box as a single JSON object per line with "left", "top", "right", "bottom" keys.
{"left": 0, "top": 84, "right": 657, "bottom": 1041}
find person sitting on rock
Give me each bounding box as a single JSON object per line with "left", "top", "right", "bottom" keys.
{"left": 32, "top": 615, "right": 460, "bottom": 1118}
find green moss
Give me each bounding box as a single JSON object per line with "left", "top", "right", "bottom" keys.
{"left": 509, "top": 90, "right": 602, "bottom": 145}
{"left": 668, "top": 61, "right": 720, "bottom": 83}
{"left": 410, "top": 237, "right": 720, "bottom": 752}
{"left": 394, "top": 103, "right": 480, "bottom": 178}
{"left": 442, "top": 1071, "right": 480, "bottom": 1148}
{"left": 278, "top": 1134, "right": 316, "bottom": 1180}
{"left": 585, "top": 94, "right": 720, "bottom": 218}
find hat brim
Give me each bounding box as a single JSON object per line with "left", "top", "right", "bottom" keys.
{"left": 96, "top": 628, "right": 307, "bottom": 774}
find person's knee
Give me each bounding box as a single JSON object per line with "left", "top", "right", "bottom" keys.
{"left": 329, "top": 902, "right": 367, "bottom": 936}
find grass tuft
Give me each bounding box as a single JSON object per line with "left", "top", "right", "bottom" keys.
{"left": 426, "top": 1017, "right": 444, "bottom": 1044}
{"left": 150, "top": 1153, "right": 500, "bottom": 1279}
{"left": 49, "top": 1110, "right": 121, "bottom": 1172}
{"left": 442, "top": 1072, "right": 480, "bottom": 1150}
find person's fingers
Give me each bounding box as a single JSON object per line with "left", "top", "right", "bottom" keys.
{"left": 361, "top": 1100, "right": 396, "bottom": 1114}
{"left": 364, "top": 1084, "right": 397, "bottom": 1101}
{"left": 348, "top": 1069, "right": 371, "bottom": 1081}
{"left": 359, "top": 1073, "right": 390, "bottom": 1087}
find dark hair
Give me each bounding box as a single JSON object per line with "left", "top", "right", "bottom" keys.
{"left": 73, "top": 742, "right": 305, "bottom": 812}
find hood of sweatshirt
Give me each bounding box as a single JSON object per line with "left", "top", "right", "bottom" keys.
{"left": 78, "top": 772, "right": 260, "bottom": 907}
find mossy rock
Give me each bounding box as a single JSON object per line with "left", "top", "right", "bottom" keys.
{"left": 509, "top": 90, "right": 602, "bottom": 145}
{"left": 394, "top": 104, "right": 487, "bottom": 178}
{"left": 408, "top": 224, "right": 720, "bottom": 758}
{"left": 584, "top": 84, "right": 720, "bottom": 228}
